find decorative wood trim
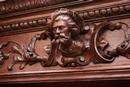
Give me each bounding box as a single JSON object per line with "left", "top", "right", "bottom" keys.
{"left": 1, "top": 65, "right": 130, "bottom": 84}
{"left": 0, "top": 8, "right": 130, "bottom": 73}
{"left": 0, "top": 0, "right": 72, "bottom": 15}
{"left": 79, "top": 3, "right": 130, "bottom": 22}
{"left": 0, "top": 0, "right": 93, "bottom": 19}
{"left": 0, "top": 2, "right": 130, "bottom": 37}
{"left": 0, "top": 2, "right": 130, "bottom": 84}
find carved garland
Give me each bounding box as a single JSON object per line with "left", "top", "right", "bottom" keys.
{"left": 0, "top": 8, "right": 130, "bottom": 71}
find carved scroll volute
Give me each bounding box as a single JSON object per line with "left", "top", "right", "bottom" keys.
{"left": 0, "top": 8, "right": 92, "bottom": 70}
{"left": 90, "top": 21, "right": 114, "bottom": 63}
{"left": 1, "top": 8, "right": 130, "bottom": 71}
{"left": 90, "top": 21, "right": 130, "bottom": 63}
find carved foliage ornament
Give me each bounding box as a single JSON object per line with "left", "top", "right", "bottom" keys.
{"left": 0, "top": 8, "right": 130, "bottom": 71}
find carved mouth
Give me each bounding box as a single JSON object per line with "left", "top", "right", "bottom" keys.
{"left": 55, "top": 34, "right": 69, "bottom": 40}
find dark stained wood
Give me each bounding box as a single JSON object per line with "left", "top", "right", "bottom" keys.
{"left": 1, "top": 80, "right": 130, "bottom": 87}
{"left": 0, "top": 0, "right": 130, "bottom": 86}
{"left": 0, "top": 1, "right": 130, "bottom": 36}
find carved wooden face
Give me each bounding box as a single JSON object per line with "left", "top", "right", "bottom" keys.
{"left": 52, "top": 15, "right": 70, "bottom": 44}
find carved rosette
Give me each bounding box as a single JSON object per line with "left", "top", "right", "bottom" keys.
{"left": 0, "top": 8, "right": 130, "bottom": 71}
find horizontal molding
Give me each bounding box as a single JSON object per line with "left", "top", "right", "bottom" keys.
{"left": 0, "top": 0, "right": 93, "bottom": 19}
{"left": 78, "top": 3, "right": 130, "bottom": 22}
{"left": 0, "top": 2, "right": 130, "bottom": 36}
{"left": 0, "top": 0, "right": 72, "bottom": 15}
{"left": 1, "top": 64, "right": 130, "bottom": 84}
{"left": 0, "top": 26, "right": 47, "bottom": 37}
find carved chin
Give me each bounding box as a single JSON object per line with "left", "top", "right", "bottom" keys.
{"left": 55, "top": 39, "right": 61, "bottom": 44}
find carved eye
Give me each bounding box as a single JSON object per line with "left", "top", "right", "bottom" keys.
{"left": 53, "top": 26, "right": 65, "bottom": 33}
{"left": 59, "top": 26, "right": 65, "bottom": 30}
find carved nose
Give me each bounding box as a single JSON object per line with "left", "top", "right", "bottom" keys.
{"left": 56, "top": 28, "right": 60, "bottom": 34}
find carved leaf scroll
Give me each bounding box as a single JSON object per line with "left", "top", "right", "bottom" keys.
{"left": 0, "top": 8, "right": 130, "bottom": 71}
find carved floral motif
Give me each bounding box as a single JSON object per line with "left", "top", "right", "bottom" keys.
{"left": 0, "top": 8, "right": 130, "bottom": 71}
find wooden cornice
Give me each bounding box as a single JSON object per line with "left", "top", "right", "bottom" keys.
{"left": 0, "top": 0, "right": 93, "bottom": 19}
{"left": 78, "top": 3, "right": 130, "bottom": 22}
{"left": 0, "top": 0, "right": 73, "bottom": 15}
{"left": 0, "top": 2, "right": 130, "bottom": 37}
